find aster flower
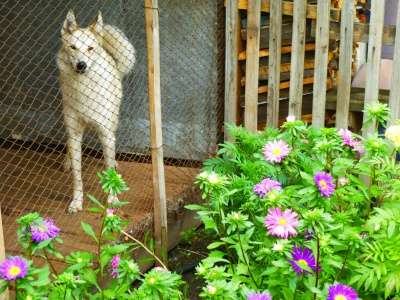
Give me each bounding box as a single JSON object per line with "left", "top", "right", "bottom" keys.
{"left": 30, "top": 218, "right": 60, "bottom": 243}
{"left": 263, "top": 140, "right": 290, "bottom": 163}
{"left": 0, "top": 256, "right": 28, "bottom": 281}
{"left": 264, "top": 208, "right": 299, "bottom": 239}
{"left": 385, "top": 125, "right": 400, "bottom": 147}
{"left": 106, "top": 208, "right": 115, "bottom": 217}
{"left": 351, "top": 140, "right": 365, "bottom": 158}
{"left": 247, "top": 291, "right": 272, "bottom": 300}
{"left": 253, "top": 178, "right": 282, "bottom": 198}
{"left": 338, "top": 177, "right": 349, "bottom": 187}
{"left": 286, "top": 115, "right": 296, "bottom": 122}
{"left": 289, "top": 246, "right": 317, "bottom": 275}
{"left": 109, "top": 255, "right": 120, "bottom": 278}
{"left": 314, "top": 172, "right": 336, "bottom": 197}
{"left": 339, "top": 129, "right": 353, "bottom": 147}
{"left": 327, "top": 284, "right": 358, "bottom": 300}
{"left": 304, "top": 229, "right": 314, "bottom": 241}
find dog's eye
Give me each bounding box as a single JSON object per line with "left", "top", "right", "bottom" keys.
{"left": 88, "top": 47, "right": 94, "bottom": 51}
{"left": 70, "top": 45, "right": 77, "bottom": 50}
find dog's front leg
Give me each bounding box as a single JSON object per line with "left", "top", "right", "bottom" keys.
{"left": 66, "top": 127, "right": 84, "bottom": 213}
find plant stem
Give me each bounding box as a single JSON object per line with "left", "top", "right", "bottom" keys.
{"left": 63, "top": 285, "right": 67, "bottom": 300}
{"left": 15, "top": 280, "right": 18, "bottom": 299}
{"left": 313, "top": 235, "right": 321, "bottom": 300}
{"left": 237, "top": 232, "right": 258, "bottom": 289}
{"left": 43, "top": 249, "right": 58, "bottom": 276}
{"left": 335, "top": 246, "right": 350, "bottom": 281}
{"left": 121, "top": 230, "right": 168, "bottom": 270}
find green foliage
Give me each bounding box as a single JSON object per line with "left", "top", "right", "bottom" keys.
{"left": 190, "top": 108, "right": 400, "bottom": 299}
{"left": 0, "top": 168, "right": 184, "bottom": 299}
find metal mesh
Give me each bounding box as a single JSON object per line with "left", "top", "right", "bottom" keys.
{"left": 0, "top": 0, "right": 224, "bottom": 261}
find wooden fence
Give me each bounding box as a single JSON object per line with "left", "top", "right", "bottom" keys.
{"left": 225, "top": 0, "right": 400, "bottom": 138}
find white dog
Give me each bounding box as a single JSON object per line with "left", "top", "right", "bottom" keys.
{"left": 57, "top": 10, "right": 136, "bottom": 213}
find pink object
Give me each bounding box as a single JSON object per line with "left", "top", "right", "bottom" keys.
{"left": 352, "top": 59, "right": 393, "bottom": 90}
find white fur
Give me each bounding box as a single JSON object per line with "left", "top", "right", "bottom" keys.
{"left": 57, "top": 10, "right": 135, "bottom": 213}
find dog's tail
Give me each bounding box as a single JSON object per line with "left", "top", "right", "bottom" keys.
{"left": 102, "top": 24, "right": 136, "bottom": 76}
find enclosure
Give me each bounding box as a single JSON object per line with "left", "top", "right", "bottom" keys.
{"left": 0, "top": 0, "right": 224, "bottom": 268}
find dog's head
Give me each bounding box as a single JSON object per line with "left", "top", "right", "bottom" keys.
{"left": 61, "top": 10, "right": 103, "bottom": 74}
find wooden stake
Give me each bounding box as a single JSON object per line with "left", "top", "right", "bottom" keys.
{"left": 225, "top": 0, "right": 240, "bottom": 140}
{"left": 144, "top": 0, "right": 168, "bottom": 265}
{"left": 389, "top": 2, "right": 400, "bottom": 124}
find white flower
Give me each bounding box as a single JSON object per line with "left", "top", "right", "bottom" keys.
{"left": 272, "top": 241, "right": 285, "bottom": 252}
{"left": 207, "top": 171, "right": 220, "bottom": 184}
{"left": 338, "top": 177, "right": 349, "bottom": 186}
{"left": 286, "top": 115, "right": 296, "bottom": 122}
{"left": 385, "top": 125, "right": 400, "bottom": 147}
{"left": 207, "top": 284, "right": 217, "bottom": 295}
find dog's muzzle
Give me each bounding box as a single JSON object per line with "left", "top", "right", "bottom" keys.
{"left": 75, "top": 61, "right": 87, "bottom": 74}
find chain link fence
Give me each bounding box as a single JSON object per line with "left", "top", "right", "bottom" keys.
{"left": 0, "top": 0, "right": 224, "bottom": 261}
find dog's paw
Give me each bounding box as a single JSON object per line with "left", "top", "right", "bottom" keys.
{"left": 68, "top": 198, "right": 83, "bottom": 214}
{"left": 107, "top": 194, "right": 119, "bottom": 205}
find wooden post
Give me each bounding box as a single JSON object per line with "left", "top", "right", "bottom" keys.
{"left": 144, "top": 0, "right": 168, "bottom": 265}
{"left": 363, "top": 0, "right": 385, "bottom": 136}
{"left": 312, "top": 0, "right": 330, "bottom": 128}
{"left": 244, "top": 0, "right": 261, "bottom": 132}
{"left": 336, "top": 0, "right": 355, "bottom": 129}
{"left": 225, "top": 0, "right": 239, "bottom": 140}
{"left": 267, "top": 0, "right": 282, "bottom": 128}
{"left": 288, "top": 0, "right": 307, "bottom": 119}
{"left": 389, "top": 1, "right": 400, "bottom": 124}
{"left": 0, "top": 208, "right": 8, "bottom": 300}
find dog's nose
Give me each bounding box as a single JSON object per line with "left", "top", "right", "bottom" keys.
{"left": 76, "top": 61, "right": 87, "bottom": 72}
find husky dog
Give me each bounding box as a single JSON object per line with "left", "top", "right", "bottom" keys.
{"left": 57, "top": 10, "right": 135, "bottom": 213}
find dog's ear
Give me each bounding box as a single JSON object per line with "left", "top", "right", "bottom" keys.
{"left": 90, "top": 11, "right": 103, "bottom": 35}
{"left": 62, "top": 9, "right": 77, "bottom": 35}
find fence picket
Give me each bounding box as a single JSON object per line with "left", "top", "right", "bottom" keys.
{"left": 244, "top": 0, "right": 261, "bottom": 132}
{"left": 288, "top": 0, "right": 307, "bottom": 119}
{"left": 267, "top": 0, "right": 282, "bottom": 127}
{"left": 363, "top": 0, "right": 385, "bottom": 136}
{"left": 389, "top": 2, "right": 400, "bottom": 124}
{"left": 336, "top": 0, "right": 355, "bottom": 129}
{"left": 312, "top": 0, "right": 331, "bottom": 128}
{"left": 225, "top": 0, "right": 239, "bottom": 139}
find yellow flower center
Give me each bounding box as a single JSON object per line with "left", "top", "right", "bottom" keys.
{"left": 319, "top": 180, "right": 328, "bottom": 190}
{"left": 297, "top": 259, "right": 308, "bottom": 268}
{"left": 278, "top": 218, "right": 287, "bottom": 225}
{"left": 334, "top": 295, "right": 347, "bottom": 300}
{"left": 272, "top": 148, "right": 282, "bottom": 156}
{"left": 8, "top": 266, "right": 21, "bottom": 277}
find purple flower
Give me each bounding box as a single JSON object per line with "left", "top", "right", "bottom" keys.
{"left": 327, "top": 284, "right": 358, "bottom": 300}
{"left": 351, "top": 140, "right": 365, "bottom": 158}
{"left": 314, "top": 172, "right": 336, "bottom": 197}
{"left": 247, "top": 291, "right": 272, "bottom": 300}
{"left": 30, "top": 218, "right": 60, "bottom": 243}
{"left": 109, "top": 255, "right": 120, "bottom": 278}
{"left": 264, "top": 208, "right": 299, "bottom": 239}
{"left": 339, "top": 129, "right": 353, "bottom": 147}
{"left": 253, "top": 178, "right": 282, "bottom": 198}
{"left": 0, "top": 256, "right": 28, "bottom": 281}
{"left": 263, "top": 140, "right": 291, "bottom": 163}
{"left": 289, "top": 246, "right": 317, "bottom": 275}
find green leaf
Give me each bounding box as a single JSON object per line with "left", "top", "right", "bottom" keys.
{"left": 81, "top": 222, "right": 98, "bottom": 243}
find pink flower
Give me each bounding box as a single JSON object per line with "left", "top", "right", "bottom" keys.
{"left": 314, "top": 172, "right": 336, "bottom": 197}
{"left": 339, "top": 129, "right": 353, "bottom": 146}
{"left": 263, "top": 140, "right": 291, "bottom": 163}
{"left": 286, "top": 115, "right": 296, "bottom": 122}
{"left": 253, "top": 178, "right": 282, "bottom": 198}
{"left": 264, "top": 208, "right": 299, "bottom": 239}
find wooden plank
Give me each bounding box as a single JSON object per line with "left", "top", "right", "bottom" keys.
{"left": 244, "top": 0, "right": 261, "bottom": 132}
{"left": 238, "top": 43, "right": 316, "bottom": 61}
{"left": 336, "top": 0, "right": 355, "bottom": 129}
{"left": 389, "top": 2, "right": 400, "bottom": 124}
{"left": 267, "top": 0, "right": 282, "bottom": 128}
{"left": 289, "top": 0, "right": 307, "bottom": 119}
{"left": 363, "top": 0, "right": 385, "bottom": 136}
{"left": 235, "top": 0, "right": 341, "bottom": 21}
{"left": 0, "top": 208, "right": 8, "bottom": 300}
{"left": 259, "top": 76, "right": 322, "bottom": 94}
{"left": 144, "top": 0, "right": 168, "bottom": 264}
{"left": 224, "top": 0, "right": 239, "bottom": 140}
{"left": 312, "top": 0, "right": 331, "bottom": 128}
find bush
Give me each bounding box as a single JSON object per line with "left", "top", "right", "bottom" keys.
{"left": 0, "top": 168, "right": 185, "bottom": 300}
{"left": 188, "top": 103, "right": 400, "bottom": 299}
